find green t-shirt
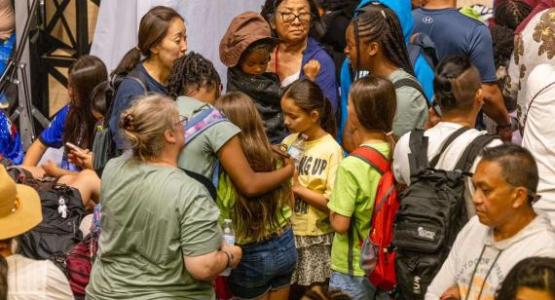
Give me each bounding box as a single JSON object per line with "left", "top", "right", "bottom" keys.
{"left": 87, "top": 156, "right": 222, "bottom": 300}
{"left": 389, "top": 69, "right": 428, "bottom": 138}
{"left": 216, "top": 172, "right": 292, "bottom": 245}
{"left": 176, "top": 96, "right": 241, "bottom": 178}
{"left": 328, "top": 143, "right": 390, "bottom": 276}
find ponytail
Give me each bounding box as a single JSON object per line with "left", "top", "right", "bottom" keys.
{"left": 112, "top": 6, "right": 183, "bottom": 77}
{"left": 112, "top": 48, "right": 143, "bottom": 77}
{"left": 0, "top": 255, "right": 7, "bottom": 300}
{"left": 321, "top": 97, "right": 337, "bottom": 137}
{"left": 283, "top": 79, "right": 336, "bottom": 136}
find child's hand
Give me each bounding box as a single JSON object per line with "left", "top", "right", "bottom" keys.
{"left": 20, "top": 165, "right": 45, "bottom": 179}
{"left": 303, "top": 60, "right": 321, "bottom": 81}
{"left": 42, "top": 160, "right": 63, "bottom": 178}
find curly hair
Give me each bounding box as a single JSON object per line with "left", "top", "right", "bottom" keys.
{"left": 167, "top": 52, "right": 221, "bottom": 98}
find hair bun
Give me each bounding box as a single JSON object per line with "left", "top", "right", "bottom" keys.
{"left": 122, "top": 113, "right": 136, "bottom": 131}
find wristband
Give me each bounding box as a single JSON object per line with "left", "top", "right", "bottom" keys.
{"left": 222, "top": 250, "right": 234, "bottom": 268}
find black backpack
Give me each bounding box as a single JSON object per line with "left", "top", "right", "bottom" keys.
{"left": 7, "top": 167, "right": 85, "bottom": 269}
{"left": 92, "top": 69, "right": 148, "bottom": 176}
{"left": 393, "top": 128, "right": 497, "bottom": 300}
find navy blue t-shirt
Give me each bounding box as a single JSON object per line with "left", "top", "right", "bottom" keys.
{"left": 413, "top": 8, "right": 497, "bottom": 83}
{"left": 109, "top": 63, "right": 168, "bottom": 149}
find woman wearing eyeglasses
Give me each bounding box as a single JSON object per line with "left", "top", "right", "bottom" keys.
{"left": 261, "top": 0, "right": 340, "bottom": 115}
{"left": 87, "top": 95, "right": 242, "bottom": 299}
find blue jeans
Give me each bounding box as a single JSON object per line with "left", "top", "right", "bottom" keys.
{"left": 229, "top": 227, "right": 297, "bottom": 299}
{"left": 329, "top": 272, "right": 390, "bottom": 300}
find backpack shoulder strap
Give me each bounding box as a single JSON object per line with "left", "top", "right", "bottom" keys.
{"left": 408, "top": 129, "right": 429, "bottom": 178}
{"left": 126, "top": 68, "right": 148, "bottom": 95}
{"left": 393, "top": 77, "right": 429, "bottom": 104}
{"left": 429, "top": 127, "right": 471, "bottom": 168}
{"left": 454, "top": 133, "right": 498, "bottom": 173}
{"left": 177, "top": 99, "right": 227, "bottom": 144}
{"left": 350, "top": 145, "right": 390, "bottom": 175}
{"left": 181, "top": 168, "right": 217, "bottom": 201}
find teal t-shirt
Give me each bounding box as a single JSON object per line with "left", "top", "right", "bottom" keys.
{"left": 328, "top": 143, "right": 390, "bottom": 276}
{"left": 87, "top": 155, "right": 222, "bottom": 300}
{"left": 176, "top": 96, "right": 241, "bottom": 179}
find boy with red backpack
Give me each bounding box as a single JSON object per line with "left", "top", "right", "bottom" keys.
{"left": 328, "top": 76, "right": 398, "bottom": 300}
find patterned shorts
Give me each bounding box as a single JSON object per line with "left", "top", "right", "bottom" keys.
{"left": 291, "top": 233, "right": 333, "bottom": 286}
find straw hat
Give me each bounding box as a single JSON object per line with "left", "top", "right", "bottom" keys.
{"left": 219, "top": 11, "right": 278, "bottom": 68}
{"left": 0, "top": 166, "right": 42, "bottom": 240}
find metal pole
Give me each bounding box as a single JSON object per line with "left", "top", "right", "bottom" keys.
{"left": 14, "top": 0, "right": 36, "bottom": 148}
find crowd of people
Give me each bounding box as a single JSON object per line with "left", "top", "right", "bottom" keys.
{"left": 1, "top": 0, "right": 555, "bottom": 299}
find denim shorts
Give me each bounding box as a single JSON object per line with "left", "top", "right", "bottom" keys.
{"left": 229, "top": 227, "right": 297, "bottom": 299}
{"left": 329, "top": 271, "right": 376, "bottom": 300}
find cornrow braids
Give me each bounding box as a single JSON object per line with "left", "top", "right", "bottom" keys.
{"left": 167, "top": 52, "right": 221, "bottom": 98}
{"left": 352, "top": 4, "right": 414, "bottom": 76}
{"left": 495, "top": 0, "right": 532, "bottom": 31}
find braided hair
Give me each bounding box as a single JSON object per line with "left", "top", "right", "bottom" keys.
{"left": 495, "top": 0, "right": 532, "bottom": 30}
{"left": 167, "top": 52, "right": 221, "bottom": 98}
{"left": 351, "top": 4, "right": 414, "bottom": 76}
{"left": 491, "top": 0, "right": 532, "bottom": 70}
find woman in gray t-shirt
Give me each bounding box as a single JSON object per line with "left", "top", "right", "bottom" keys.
{"left": 87, "top": 95, "right": 242, "bottom": 300}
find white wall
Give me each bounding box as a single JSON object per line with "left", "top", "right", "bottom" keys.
{"left": 90, "top": 0, "right": 264, "bottom": 87}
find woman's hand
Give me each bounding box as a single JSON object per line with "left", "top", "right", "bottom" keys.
{"left": 69, "top": 148, "right": 93, "bottom": 170}
{"left": 221, "top": 242, "right": 242, "bottom": 269}
{"left": 303, "top": 60, "right": 321, "bottom": 81}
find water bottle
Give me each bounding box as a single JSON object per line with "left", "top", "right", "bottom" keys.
{"left": 288, "top": 134, "right": 307, "bottom": 168}
{"left": 221, "top": 219, "right": 235, "bottom": 276}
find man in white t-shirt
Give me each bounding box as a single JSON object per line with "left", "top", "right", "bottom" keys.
{"left": 426, "top": 144, "right": 555, "bottom": 300}
{"left": 393, "top": 56, "right": 501, "bottom": 217}
{"left": 521, "top": 64, "right": 555, "bottom": 225}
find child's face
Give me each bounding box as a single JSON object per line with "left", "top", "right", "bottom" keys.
{"left": 240, "top": 47, "right": 271, "bottom": 76}
{"left": 281, "top": 96, "right": 318, "bottom": 134}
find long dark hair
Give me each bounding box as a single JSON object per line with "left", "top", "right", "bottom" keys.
{"left": 214, "top": 92, "right": 291, "bottom": 242}
{"left": 496, "top": 257, "right": 555, "bottom": 300}
{"left": 64, "top": 55, "right": 108, "bottom": 149}
{"left": 283, "top": 79, "right": 336, "bottom": 137}
{"left": 349, "top": 76, "right": 396, "bottom": 133}
{"left": 112, "top": 6, "right": 183, "bottom": 77}
{"left": 167, "top": 52, "right": 221, "bottom": 98}
{"left": 350, "top": 4, "right": 414, "bottom": 75}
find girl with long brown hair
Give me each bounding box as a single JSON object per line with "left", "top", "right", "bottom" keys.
{"left": 22, "top": 55, "right": 108, "bottom": 177}
{"left": 214, "top": 91, "right": 296, "bottom": 300}
{"left": 280, "top": 79, "right": 343, "bottom": 296}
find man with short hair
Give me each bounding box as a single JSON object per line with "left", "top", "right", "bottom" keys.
{"left": 412, "top": 0, "right": 512, "bottom": 141}
{"left": 425, "top": 144, "right": 555, "bottom": 300}
{"left": 393, "top": 55, "right": 502, "bottom": 216}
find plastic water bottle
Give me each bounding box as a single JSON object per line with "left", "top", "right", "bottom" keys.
{"left": 221, "top": 219, "right": 235, "bottom": 276}
{"left": 288, "top": 134, "right": 307, "bottom": 168}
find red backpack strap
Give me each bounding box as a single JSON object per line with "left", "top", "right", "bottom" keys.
{"left": 350, "top": 145, "right": 390, "bottom": 174}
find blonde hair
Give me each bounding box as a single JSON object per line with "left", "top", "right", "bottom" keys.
{"left": 120, "top": 95, "right": 179, "bottom": 161}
